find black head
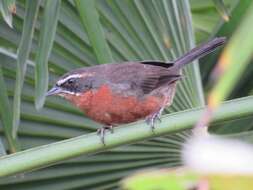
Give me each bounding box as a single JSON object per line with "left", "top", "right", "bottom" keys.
{"left": 46, "top": 72, "right": 94, "bottom": 97}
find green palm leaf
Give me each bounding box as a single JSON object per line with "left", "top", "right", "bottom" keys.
{"left": 0, "top": 0, "right": 250, "bottom": 189}
{"left": 12, "top": 0, "right": 40, "bottom": 140}
{"left": 0, "top": 0, "right": 15, "bottom": 28}
{"left": 35, "top": 0, "right": 61, "bottom": 109}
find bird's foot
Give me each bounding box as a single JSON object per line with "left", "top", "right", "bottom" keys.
{"left": 97, "top": 125, "right": 114, "bottom": 145}
{"left": 145, "top": 108, "right": 164, "bottom": 132}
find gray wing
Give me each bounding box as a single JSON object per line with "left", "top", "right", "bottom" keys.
{"left": 104, "top": 62, "right": 181, "bottom": 95}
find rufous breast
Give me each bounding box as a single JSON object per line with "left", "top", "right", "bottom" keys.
{"left": 67, "top": 85, "right": 164, "bottom": 125}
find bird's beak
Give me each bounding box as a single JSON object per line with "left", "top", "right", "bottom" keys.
{"left": 46, "top": 86, "right": 62, "bottom": 96}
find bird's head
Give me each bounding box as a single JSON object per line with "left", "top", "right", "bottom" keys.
{"left": 46, "top": 69, "right": 95, "bottom": 99}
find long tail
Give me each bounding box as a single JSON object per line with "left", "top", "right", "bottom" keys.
{"left": 172, "top": 37, "right": 226, "bottom": 70}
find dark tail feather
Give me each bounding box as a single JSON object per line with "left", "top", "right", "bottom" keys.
{"left": 173, "top": 37, "right": 226, "bottom": 70}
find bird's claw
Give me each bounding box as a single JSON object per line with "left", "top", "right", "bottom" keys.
{"left": 146, "top": 114, "right": 158, "bottom": 132}
{"left": 145, "top": 108, "right": 163, "bottom": 132}
{"left": 97, "top": 125, "right": 113, "bottom": 145}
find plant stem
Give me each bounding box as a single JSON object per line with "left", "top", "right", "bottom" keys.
{"left": 0, "top": 96, "right": 252, "bottom": 177}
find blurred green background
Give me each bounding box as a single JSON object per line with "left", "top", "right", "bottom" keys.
{"left": 0, "top": 0, "right": 253, "bottom": 189}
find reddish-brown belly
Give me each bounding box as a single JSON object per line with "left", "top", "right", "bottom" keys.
{"left": 68, "top": 85, "right": 163, "bottom": 125}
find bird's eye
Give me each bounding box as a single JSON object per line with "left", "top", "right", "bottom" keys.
{"left": 84, "top": 84, "right": 90, "bottom": 89}
{"left": 67, "top": 78, "right": 75, "bottom": 84}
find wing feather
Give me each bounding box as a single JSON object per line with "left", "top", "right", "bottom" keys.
{"left": 140, "top": 74, "right": 181, "bottom": 94}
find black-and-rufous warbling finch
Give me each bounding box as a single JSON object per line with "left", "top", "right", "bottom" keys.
{"left": 47, "top": 37, "right": 226, "bottom": 143}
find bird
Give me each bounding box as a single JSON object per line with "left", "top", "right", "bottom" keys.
{"left": 46, "top": 37, "right": 226, "bottom": 144}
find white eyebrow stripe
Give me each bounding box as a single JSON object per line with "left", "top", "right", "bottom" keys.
{"left": 57, "top": 74, "right": 82, "bottom": 86}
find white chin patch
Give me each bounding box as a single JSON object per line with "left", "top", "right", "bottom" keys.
{"left": 58, "top": 90, "right": 81, "bottom": 97}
